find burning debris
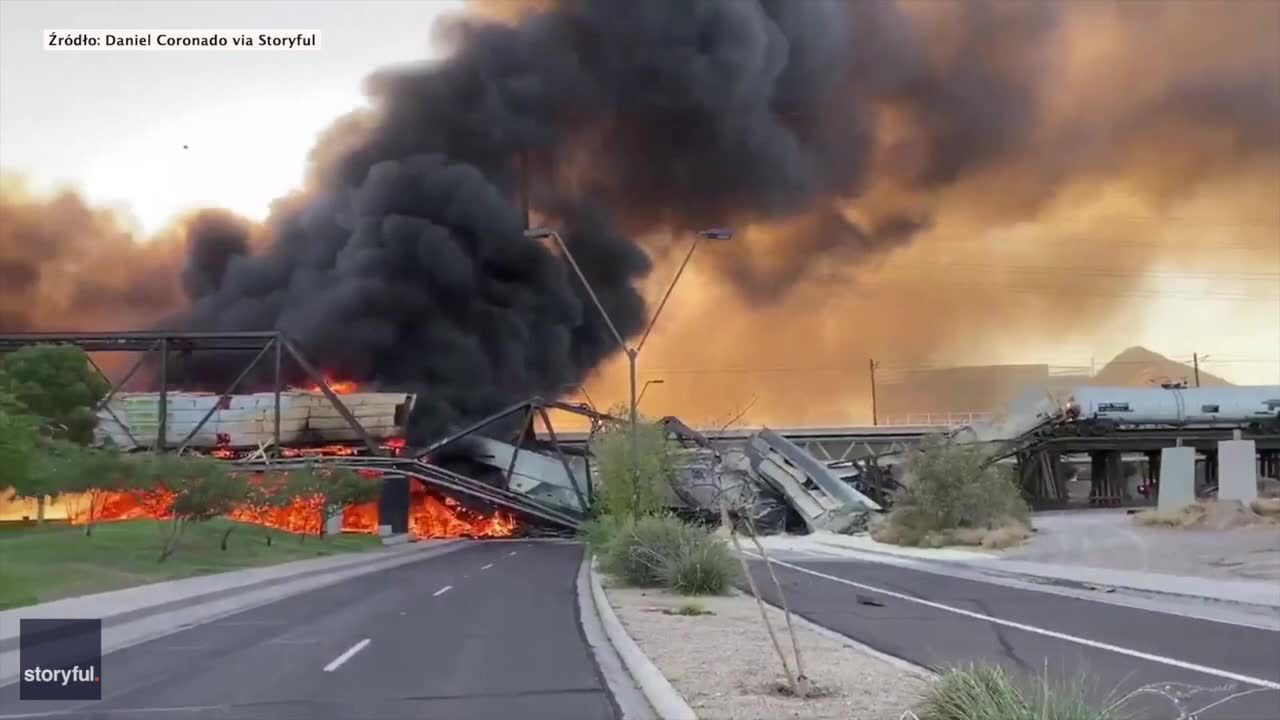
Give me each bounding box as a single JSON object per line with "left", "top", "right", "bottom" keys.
{"left": 55, "top": 471, "right": 517, "bottom": 540}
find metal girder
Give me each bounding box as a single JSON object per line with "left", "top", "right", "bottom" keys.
{"left": 1, "top": 330, "right": 384, "bottom": 457}
{"left": 232, "top": 455, "right": 582, "bottom": 531}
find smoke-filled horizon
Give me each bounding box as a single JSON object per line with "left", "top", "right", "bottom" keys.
{"left": 2, "top": 0, "right": 1277, "bottom": 435}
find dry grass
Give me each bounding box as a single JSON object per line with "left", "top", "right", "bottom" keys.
{"left": 1135, "top": 500, "right": 1279, "bottom": 530}
{"left": 872, "top": 516, "right": 1032, "bottom": 550}
{"left": 1250, "top": 497, "right": 1280, "bottom": 517}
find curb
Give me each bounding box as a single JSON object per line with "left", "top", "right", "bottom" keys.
{"left": 588, "top": 557, "right": 697, "bottom": 720}
{"left": 0, "top": 540, "right": 466, "bottom": 688}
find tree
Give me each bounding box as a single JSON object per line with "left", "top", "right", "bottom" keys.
{"left": 589, "top": 411, "right": 679, "bottom": 519}
{"left": 0, "top": 345, "right": 109, "bottom": 445}
{"left": 285, "top": 463, "right": 379, "bottom": 538}
{"left": 41, "top": 440, "right": 134, "bottom": 535}
{"left": 241, "top": 472, "right": 299, "bottom": 546}
{"left": 132, "top": 454, "right": 241, "bottom": 561}
{"left": 0, "top": 391, "right": 45, "bottom": 514}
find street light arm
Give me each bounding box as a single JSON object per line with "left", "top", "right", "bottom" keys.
{"left": 637, "top": 236, "right": 701, "bottom": 354}
{"left": 539, "top": 229, "right": 629, "bottom": 354}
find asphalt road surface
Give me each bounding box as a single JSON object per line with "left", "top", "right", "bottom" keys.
{"left": 0, "top": 541, "right": 619, "bottom": 720}
{"left": 748, "top": 551, "right": 1280, "bottom": 720}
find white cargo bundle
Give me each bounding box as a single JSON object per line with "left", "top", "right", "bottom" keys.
{"left": 95, "top": 390, "right": 416, "bottom": 450}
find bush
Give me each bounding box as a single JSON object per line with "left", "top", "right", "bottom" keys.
{"left": 660, "top": 534, "right": 738, "bottom": 595}
{"left": 916, "top": 665, "right": 1110, "bottom": 720}
{"left": 873, "top": 436, "right": 1030, "bottom": 549}
{"left": 600, "top": 514, "right": 737, "bottom": 594}
{"left": 589, "top": 410, "right": 680, "bottom": 519}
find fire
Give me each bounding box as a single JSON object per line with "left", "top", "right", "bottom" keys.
{"left": 54, "top": 470, "right": 517, "bottom": 539}
{"left": 300, "top": 376, "right": 360, "bottom": 394}
{"left": 281, "top": 445, "right": 359, "bottom": 458}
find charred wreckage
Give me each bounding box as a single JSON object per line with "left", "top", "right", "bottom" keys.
{"left": 0, "top": 330, "right": 890, "bottom": 540}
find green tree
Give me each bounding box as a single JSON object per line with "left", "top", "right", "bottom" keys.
{"left": 0, "top": 391, "right": 44, "bottom": 516}
{"left": 285, "top": 464, "right": 379, "bottom": 538}
{"left": 39, "top": 439, "right": 134, "bottom": 535}
{"left": 132, "top": 454, "right": 240, "bottom": 561}
{"left": 242, "top": 472, "right": 298, "bottom": 546}
{"left": 0, "top": 344, "right": 109, "bottom": 445}
{"left": 589, "top": 410, "right": 679, "bottom": 520}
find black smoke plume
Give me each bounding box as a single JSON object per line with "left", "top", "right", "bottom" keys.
{"left": 166, "top": 0, "right": 890, "bottom": 440}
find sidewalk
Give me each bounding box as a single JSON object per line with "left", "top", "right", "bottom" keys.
{"left": 0, "top": 539, "right": 463, "bottom": 686}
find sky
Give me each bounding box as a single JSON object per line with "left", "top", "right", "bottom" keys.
{"left": 1, "top": 0, "right": 1276, "bottom": 414}
{"left": 0, "top": 0, "right": 464, "bottom": 232}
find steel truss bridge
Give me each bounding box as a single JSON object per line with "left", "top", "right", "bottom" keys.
{"left": 548, "top": 423, "right": 955, "bottom": 462}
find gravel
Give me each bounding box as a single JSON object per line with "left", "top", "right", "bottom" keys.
{"left": 604, "top": 583, "right": 931, "bottom": 720}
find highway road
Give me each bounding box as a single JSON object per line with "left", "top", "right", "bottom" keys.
{"left": 748, "top": 550, "right": 1280, "bottom": 720}
{"left": 0, "top": 541, "right": 619, "bottom": 720}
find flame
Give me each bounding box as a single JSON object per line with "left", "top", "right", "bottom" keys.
{"left": 48, "top": 469, "right": 517, "bottom": 539}
{"left": 299, "top": 376, "right": 359, "bottom": 394}
{"left": 281, "top": 445, "right": 359, "bottom": 458}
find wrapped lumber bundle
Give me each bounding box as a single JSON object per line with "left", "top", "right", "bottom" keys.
{"left": 95, "top": 391, "right": 416, "bottom": 450}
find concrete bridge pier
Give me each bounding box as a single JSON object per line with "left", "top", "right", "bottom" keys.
{"left": 378, "top": 473, "right": 410, "bottom": 540}
{"left": 1088, "top": 450, "right": 1124, "bottom": 507}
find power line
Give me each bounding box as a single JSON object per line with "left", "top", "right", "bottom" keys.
{"left": 872, "top": 262, "right": 1280, "bottom": 282}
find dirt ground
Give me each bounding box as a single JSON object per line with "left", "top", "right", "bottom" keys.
{"left": 1005, "top": 509, "right": 1280, "bottom": 582}
{"left": 605, "top": 583, "right": 931, "bottom": 720}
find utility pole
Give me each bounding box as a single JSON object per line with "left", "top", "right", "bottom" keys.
{"left": 869, "top": 358, "right": 879, "bottom": 426}
{"left": 1193, "top": 353, "right": 1201, "bottom": 387}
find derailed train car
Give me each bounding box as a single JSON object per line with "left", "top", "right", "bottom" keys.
{"left": 1063, "top": 385, "right": 1280, "bottom": 432}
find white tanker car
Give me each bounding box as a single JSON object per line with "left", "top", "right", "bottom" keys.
{"left": 1063, "top": 385, "right": 1280, "bottom": 431}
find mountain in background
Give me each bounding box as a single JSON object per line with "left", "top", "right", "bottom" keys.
{"left": 1090, "top": 346, "right": 1232, "bottom": 387}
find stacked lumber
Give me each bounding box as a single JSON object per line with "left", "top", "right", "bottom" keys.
{"left": 95, "top": 391, "right": 415, "bottom": 450}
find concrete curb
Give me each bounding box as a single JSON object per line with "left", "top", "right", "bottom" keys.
{"left": 575, "top": 554, "right": 656, "bottom": 720}
{"left": 588, "top": 558, "right": 697, "bottom": 720}
{"left": 0, "top": 540, "right": 466, "bottom": 688}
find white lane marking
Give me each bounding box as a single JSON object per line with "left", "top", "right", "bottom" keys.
{"left": 508, "top": 551, "right": 518, "bottom": 556}
{"left": 323, "top": 638, "right": 370, "bottom": 672}
{"left": 749, "top": 554, "right": 1280, "bottom": 691}
{"left": 433, "top": 585, "right": 452, "bottom": 597}
{"left": 482, "top": 563, "right": 493, "bottom": 570}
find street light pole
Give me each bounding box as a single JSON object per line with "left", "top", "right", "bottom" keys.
{"left": 525, "top": 226, "right": 732, "bottom": 517}
{"left": 637, "top": 379, "right": 665, "bottom": 408}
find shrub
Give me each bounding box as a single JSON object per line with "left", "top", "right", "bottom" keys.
{"left": 589, "top": 410, "right": 680, "bottom": 519}
{"left": 915, "top": 665, "right": 1109, "bottom": 720}
{"left": 873, "top": 436, "right": 1030, "bottom": 549}
{"left": 660, "top": 534, "right": 738, "bottom": 595}
{"left": 600, "top": 514, "right": 738, "bottom": 594}
{"left": 582, "top": 514, "right": 625, "bottom": 554}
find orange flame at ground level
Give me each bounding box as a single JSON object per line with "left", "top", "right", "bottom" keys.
{"left": 48, "top": 472, "right": 516, "bottom": 539}
{"left": 298, "top": 376, "right": 359, "bottom": 394}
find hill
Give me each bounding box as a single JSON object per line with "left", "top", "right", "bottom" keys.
{"left": 1091, "top": 346, "right": 1232, "bottom": 388}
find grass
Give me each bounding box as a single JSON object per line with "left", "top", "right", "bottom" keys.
{"left": 0, "top": 518, "right": 381, "bottom": 610}
{"left": 1135, "top": 499, "right": 1280, "bottom": 529}
{"left": 914, "top": 665, "right": 1125, "bottom": 720}
{"left": 675, "top": 601, "right": 706, "bottom": 615}
{"left": 589, "top": 513, "right": 738, "bottom": 595}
